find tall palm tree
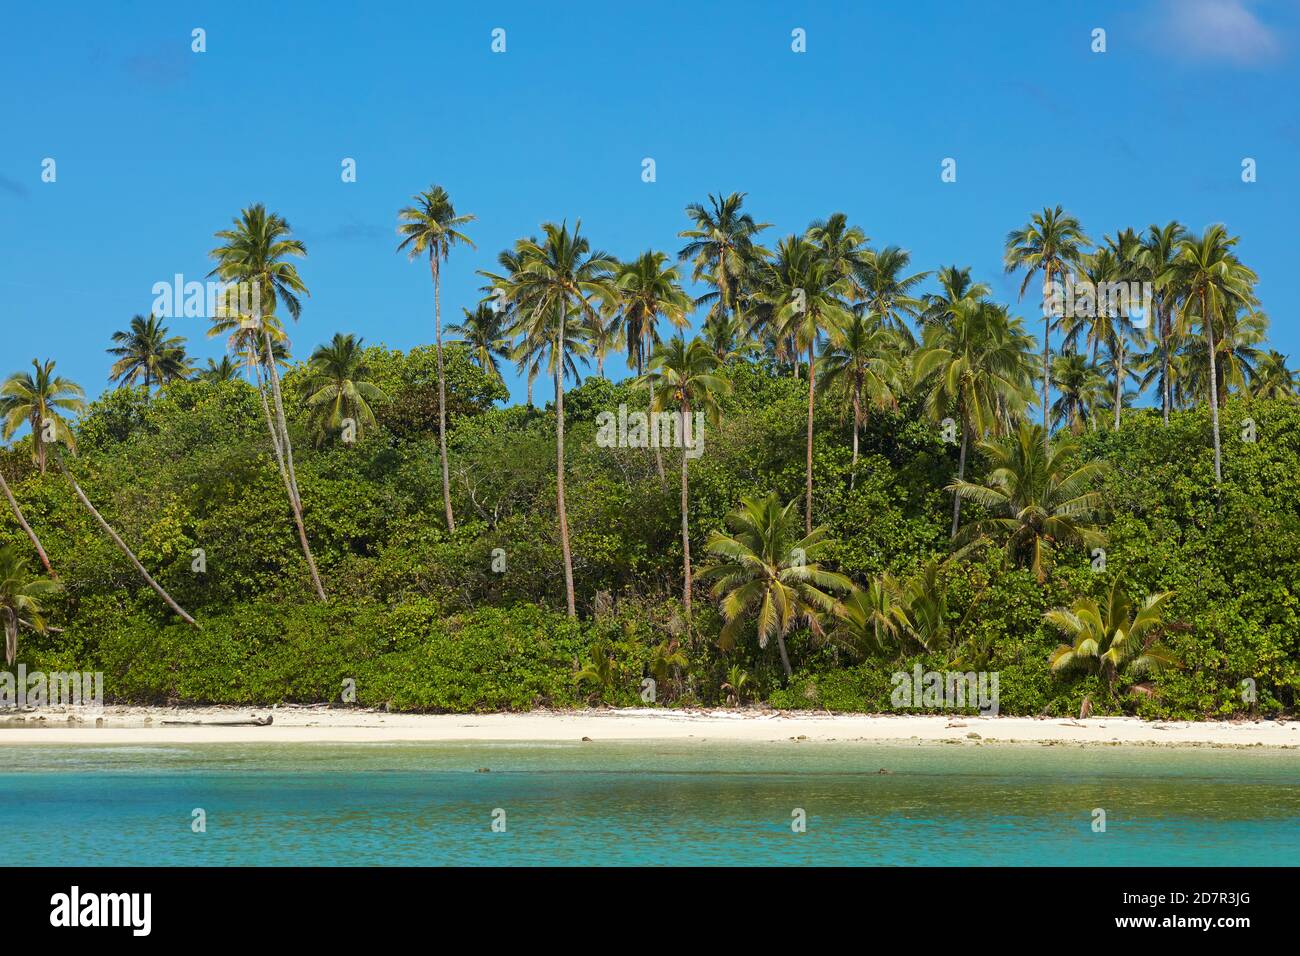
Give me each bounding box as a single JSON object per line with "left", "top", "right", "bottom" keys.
{"left": 1172, "top": 225, "right": 1258, "bottom": 483}
{"left": 855, "top": 246, "right": 930, "bottom": 345}
{"left": 1046, "top": 581, "right": 1180, "bottom": 709}
{"left": 209, "top": 203, "right": 325, "bottom": 600}
{"left": 816, "top": 314, "right": 903, "bottom": 487}
{"left": 0, "top": 360, "right": 85, "bottom": 476}
{"left": 1139, "top": 221, "right": 1189, "bottom": 422}
{"left": 913, "top": 301, "right": 1034, "bottom": 537}
{"left": 1050, "top": 353, "right": 1108, "bottom": 434}
{"left": 616, "top": 251, "right": 693, "bottom": 479}
{"left": 1004, "top": 206, "right": 1090, "bottom": 446}
{"left": 1177, "top": 307, "right": 1265, "bottom": 409}
{"left": 805, "top": 212, "right": 872, "bottom": 297}
{"left": 637, "top": 336, "right": 731, "bottom": 616}
{"left": 700, "top": 493, "right": 852, "bottom": 679}
{"left": 298, "top": 333, "right": 388, "bottom": 445}
{"left": 107, "top": 314, "right": 192, "bottom": 390}
{"left": 1079, "top": 246, "right": 1143, "bottom": 430}
{"left": 498, "top": 222, "right": 617, "bottom": 617}
{"left": 678, "top": 192, "right": 770, "bottom": 327}
{"left": 396, "top": 185, "right": 476, "bottom": 532}
{"left": 949, "top": 422, "right": 1107, "bottom": 581}
{"left": 0, "top": 544, "right": 60, "bottom": 664}
{"left": 449, "top": 303, "right": 511, "bottom": 383}
{"left": 759, "top": 235, "right": 854, "bottom": 533}
{"left": 195, "top": 355, "right": 241, "bottom": 383}
{"left": 919, "top": 266, "right": 990, "bottom": 331}
{"left": 1251, "top": 350, "right": 1298, "bottom": 400}
{"left": 702, "top": 310, "right": 747, "bottom": 362}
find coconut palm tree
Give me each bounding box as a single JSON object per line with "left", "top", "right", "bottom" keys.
{"left": 1004, "top": 206, "right": 1090, "bottom": 446}
{"left": 678, "top": 192, "right": 771, "bottom": 326}
{"left": 913, "top": 300, "right": 1034, "bottom": 537}
{"left": 298, "top": 333, "right": 388, "bottom": 445}
{"left": 806, "top": 212, "right": 872, "bottom": 297}
{"left": 0, "top": 360, "right": 85, "bottom": 477}
{"left": 107, "top": 314, "right": 192, "bottom": 391}
{"left": 1050, "top": 353, "right": 1108, "bottom": 434}
{"left": 0, "top": 456, "right": 55, "bottom": 578}
{"left": 0, "top": 544, "right": 61, "bottom": 664}
{"left": 616, "top": 251, "right": 693, "bottom": 479}
{"left": 1172, "top": 225, "right": 1258, "bottom": 483}
{"left": 828, "top": 575, "right": 909, "bottom": 659}
{"left": 816, "top": 314, "right": 903, "bottom": 487}
{"left": 702, "top": 310, "right": 747, "bottom": 363}
{"left": 759, "top": 235, "right": 854, "bottom": 533}
{"left": 918, "top": 266, "right": 990, "bottom": 331}
{"left": 209, "top": 203, "right": 325, "bottom": 600}
{"left": 448, "top": 303, "right": 511, "bottom": 383}
{"left": 1251, "top": 350, "right": 1298, "bottom": 400}
{"left": 498, "top": 222, "right": 617, "bottom": 617}
{"left": 637, "top": 336, "right": 731, "bottom": 616}
{"left": 195, "top": 355, "right": 241, "bottom": 383}
{"left": 396, "top": 185, "right": 476, "bottom": 532}
{"left": 1045, "top": 581, "right": 1180, "bottom": 709}
{"left": 1139, "top": 221, "right": 1189, "bottom": 422}
{"left": 949, "top": 422, "right": 1107, "bottom": 581}
{"left": 700, "top": 493, "right": 852, "bottom": 679}
{"left": 855, "top": 246, "right": 930, "bottom": 345}
{"left": 1177, "top": 307, "right": 1265, "bottom": 408}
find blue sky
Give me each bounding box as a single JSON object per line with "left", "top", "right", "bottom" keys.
{"left": 2, "top": 0, "right": 1297, "bottom": 408}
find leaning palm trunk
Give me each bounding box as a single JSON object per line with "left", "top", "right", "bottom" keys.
{"left": 680, "top": 405, "right": 692, "bottom": 617}
{"left": 1203, "top": 292, "right": 1223, "bottom": 483}
{"left": 55, "top": 450, "right": 199, "bottom": 628}
{"left": 432, "top": 258, "right": 456, "bottom": 531}
{"left": 555, "top": 318, "right": 577, "bottom": 617}
{"left": 261, "top": 331, "right": 327, "bottom": 601}
{"left": 0, "top": 470, "right": 56, "bottom": 577}
{"left": 774, "top": 631, "right": 793, "bottom": 680}
{"left": 251, "top": 358, "right": 291, "bottom": 499}
{"left": 805, "top": 343, "right": 816, "bottom": 534}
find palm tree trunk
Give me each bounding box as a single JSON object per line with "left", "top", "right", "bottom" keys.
{"left": 55, "top": 450, "right": 200, "bottom": 628}
{"left": 1204, "top": 292, "right": 1223, "bottom": 483}
{"left": 951, "top": 417, "right": 968, "bottom": 539}
{"left": 555, "top": 313, "right": 577, "bottom": 617}
{"left": 0, "top": 470, "right": 55, "bottom": 577}
{"left": 34, "top": 415, "right": 46, "bottom": 476}
{"left": 252, "top": 359, "right": 291, "bottom": 497}
{"left": 680, "top": 404, "right": 692, "bottom": 618}
{"left": 850, "top": 383, "right": 861, "bottom": 491}
{"left": 1160, "top": 303, "right": 1171, "bottom": 424}
{"left": 1042, "top": 269, "right": 1052, "bottom": 450}
{"left": 4, "top": 608, "right": 16, "bottom": 666}
{"left": 645, "top": 352, "right": 664, "bottom": 482}
{"left": 1113, "top": 344, "right": 1124, "bottom": 431}
{"left": 262, "top": 331, "right": 327, "bottom": 601}
{"left": 432, "top": 257, "right": 456, "bottom": 532}
{"left": 775, "top": 631, "right": 793, "bottom": 680}
{"left": 805, "top": 343, "right": 816, "bottom": 534}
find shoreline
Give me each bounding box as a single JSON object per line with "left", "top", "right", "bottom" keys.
{"left": 0, "top": 704, "right": 1295, "bottom": 748}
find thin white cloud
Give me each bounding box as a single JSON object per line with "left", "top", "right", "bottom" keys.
{"left": 1157, "top": 0, "right": 1284, "bottom": 64}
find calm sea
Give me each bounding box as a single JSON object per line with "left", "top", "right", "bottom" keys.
{"left": 1, "top": 741, "right": 1296, "bottom": 865}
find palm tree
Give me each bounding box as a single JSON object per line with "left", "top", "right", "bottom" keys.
{"left": 805, "top": 212, "right": 872, "bottom": 297}
{"left": 678, "top": 192, "right": 770, "bottom": 327}
{"left": 1004, "top": 206, "right": 1090, "bottom": 446}
{"left": 702, "top": 310, "right": 747, "bottom": 362}
{"left": 1046, "top": 581, "right": 1180, "bottom": 710}
{"left": 1080, "top": 247, "right": 1143, "bottom": 430}
{"left": 107, "top": 314, "right": 192, "bottom": 390}
{"left": 0, "top": 545, "right": 60, "bottom": 664}
{"left": 919, "top": 266, "right": 990, "bottom": 331}
{"left": 949, "top": 422, "right": 1107, "bottom": 581}
{"left": 759, "top": 235, "right": 854, "bottom": 533}
{"left": 700, "top": 493, "right": 852, "bottom": 679}
{"left": 449, "top": 303, "right": 511, "bottom": 383}
{"left": 209, "top": 203, "right": 326, "bottom": 601}
{"left": 0, "top": 360, "right": 86, "bottom": 476}
{"left": 913, "top": 300, "right": 1034, "bottom": 537}
{"left": 1172, "top": 225, "right": 1258, "bottom": 482}
{"left": 638, "top": 336, "right": 731, "bottom": 616}
{"left": 1139, "top": 221, "right": 1189, "bottom": 422}
{"left": 0, "top": 455, "right": 55, "bottom": 578}
{"left": 855, "top": 246, "right": 929, "bottom": 345}
{"left": 396, "top": 185, "right": 476, "bottom": 532}
{"left": 816, "top": 314, "right": 903, "bottom": 487}
{"left": 1050, "top": 353, "right": 1108, "bottom": 434}
{"left": 195, "top": 355, "right": 241, "bottom": 383}
{"left": 829, "top": 575, "right": 909, "bottom": 659}
{"left": 1251, "top": 350, "right": 1298, "bottom": 400}
{"left": 1177, "top": 307, "right": 1265, "bottom": 408}
{"left": 498, "top": 222, "right": 617, "bottom": 617}
{"left": 298, "top": 333, "right": 388, "bottom": 445}
{"left": 616, "top": 250, "right": 693, "bottom": 480}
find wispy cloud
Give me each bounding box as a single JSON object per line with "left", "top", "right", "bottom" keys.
{"left": 0, "top": 174, "right": 29, "bottom": 199}
{"left": 123, "top": 47, "right": 190, "bottom": 86}
{"left": 1155, "top": 0, "right": 1285, "bottom": 65}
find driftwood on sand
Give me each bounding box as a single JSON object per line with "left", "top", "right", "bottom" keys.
{"left": 161, "top": 715, "right": 274, "bottom": 727}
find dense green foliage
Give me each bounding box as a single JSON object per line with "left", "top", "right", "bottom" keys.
{"left": 3, "top": 340, "right": 1297, "bottom": 718}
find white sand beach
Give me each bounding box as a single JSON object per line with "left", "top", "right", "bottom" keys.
{"left": 0, "top": 705, "right": 1295, "bottom": 747}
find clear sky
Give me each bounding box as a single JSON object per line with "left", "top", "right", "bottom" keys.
{"left": 3, "top": 0, "right": 1297, "bottom": 408}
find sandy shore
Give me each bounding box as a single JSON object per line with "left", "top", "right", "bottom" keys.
{"left": 0, "top": 704, "right": 1295, "bottom": 747}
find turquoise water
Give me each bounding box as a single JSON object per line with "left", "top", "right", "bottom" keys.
{"left": 1, "top": 741, "right": 1296, "bottom": 865}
